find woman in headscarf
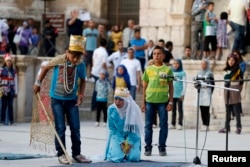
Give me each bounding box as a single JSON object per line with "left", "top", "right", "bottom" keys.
{"left": 105, "top": 88, "right": 144, "bottom": 162}
{"left": 219, "top": 54, "right": 243, "bottom": 134}
{"left": 195, "top": 59, "right": 214, "bottom": 131}
{"left": 170, "top": 59, "right": 186, "bottom": 130}
{"left": 112, "top": 64, "right": 131, "bottom": 91}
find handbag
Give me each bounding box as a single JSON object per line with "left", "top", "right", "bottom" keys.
{"left": 13, "top": 27, "right": 23, "bottom": 44}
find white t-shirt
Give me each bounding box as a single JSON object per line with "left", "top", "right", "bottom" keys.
{"left": 91, "top": 46, "right": 108, "bottom": 77}
{"left": 228, "top": 0, "right": 248, "bottom": 26}
{"left": 107, "top": 51, "right": 128, "bottom": 76}
{"left": 121, "top": 58, "right": 141, "bottom": 86}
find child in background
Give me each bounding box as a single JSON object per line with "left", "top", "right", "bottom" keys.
{"left": 0, "top": 53, "right": 17, "bottom": 125}
{"left": 29, "top": 26, "right": 41, "bottom": 56}
{"left": 95, "top": 70, "right": 111, "bottom": 127}
{"left": 203, "top": 2, "right": 217, "bottom": 60}
{"left": 216, "top": 12, "right": 228, "bottom": 60}
{"left": 112, "top": 64, "right": 131, "bottom": 91}
{"left": 170, "top": 59, "right": 186, "bottom": 130}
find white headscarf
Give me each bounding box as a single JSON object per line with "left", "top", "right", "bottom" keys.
{"left": 114, "top": 88, "right": 144, "bottom": 136}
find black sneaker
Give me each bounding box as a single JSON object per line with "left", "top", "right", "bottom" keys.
{"left": 159, "top": 147, "right": 167, "bottom": 156}
{"left": 144, "top": 146, "right": 152, "bottom": 156}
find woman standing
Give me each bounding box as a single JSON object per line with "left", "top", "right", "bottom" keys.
{"left": 219, "top": 54, "right": 244, "bottom": 134}
{"left": 195, "top": 59, "right": 214, "bottom": 131}
{"left": 0, "top": 53, "right": 17, "bottom": 125}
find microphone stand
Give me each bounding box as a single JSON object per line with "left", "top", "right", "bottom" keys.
{"left": 200, "top": 78, "right": 250, "bottom": 151}
{"left": 171, "top": 76, "right": 239, "bottom": 165}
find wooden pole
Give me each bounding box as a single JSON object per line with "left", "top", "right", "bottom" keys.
{"left": 37, "top": 93, "right": 72, "bottom": 164}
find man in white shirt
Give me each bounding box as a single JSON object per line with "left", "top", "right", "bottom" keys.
{"left": 91, "top": 38, "right": 108, "bottom": 110}
{"left": 228, "top": 0, "right": 249, "bottom": 54}
{"left": 107, "top": 40, "right": 127, "bottom": 77}
{"left": 121, "top": 47, "right": 141, "bottom": 100}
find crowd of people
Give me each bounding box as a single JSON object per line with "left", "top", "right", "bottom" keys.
{"left": 0, "top": 0, "right": 249, "bottom": 165}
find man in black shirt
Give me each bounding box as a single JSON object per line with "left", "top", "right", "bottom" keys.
{"left": 67, "top": 10, "right": 84, "bottom": 36}
{"left": 43, "top": 19, "right": 58, "bottom": 57}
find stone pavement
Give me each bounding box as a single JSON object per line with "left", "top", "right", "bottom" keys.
{"left": 0, "top": 122, "right": 249, "bottom": 167}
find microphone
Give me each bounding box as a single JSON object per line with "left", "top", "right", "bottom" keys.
{"left": 159, "top": 74, "right": 175, "bottom": 79}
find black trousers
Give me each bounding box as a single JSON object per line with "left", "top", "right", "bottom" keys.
{"left": 225, "top": 104, "right": 242, "bottom": 130}
{"left": 1, "top": 93, "right": 14, "bottom": 124}
{"left": 172, "top": 98, "right": 183, "bottom": 126}
{"left": 96, "top": 101, "right": 107, "bottom": 123}
{"left": 200, "top": 106, "right": 210, "bottom": 126}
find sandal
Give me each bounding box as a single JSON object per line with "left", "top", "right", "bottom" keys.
{"left": 72, "top": 155, "right": 92, "bottom": 163}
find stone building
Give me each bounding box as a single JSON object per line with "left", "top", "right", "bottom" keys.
{"left": 0, "top": 0, "right": 249, "bottom": 129}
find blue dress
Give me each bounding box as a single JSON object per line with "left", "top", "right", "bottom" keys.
{"left": 105, "top": 104, "right": 141, "bottom": 162}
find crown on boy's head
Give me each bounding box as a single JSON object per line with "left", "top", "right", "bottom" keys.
{"left": 69, "top": 35, "right": 86, "bottom": 53}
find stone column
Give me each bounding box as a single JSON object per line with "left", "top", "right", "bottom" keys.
{"left": 15, "top": 56, "right": 36, "bottom": 122}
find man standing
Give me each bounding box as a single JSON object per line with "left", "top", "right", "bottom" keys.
{"left": 191, "top": 0, "right": 208, "bottom": 59}
{"left": 67, "top": 10, "right": 84, "bottom": 36}
{"left": 142, "top": 46, "right": 173, "bottom": 157}
{"left": 130, "top": 29, "right": 147, "bottom": 72}
{"left": 107, "top": 40, "right": 127, "bottom": 77}
{"left": 43, "top": 19, "right": 58, "bottom": 57}
{"left": 122, "top": 19, "right": 135, "bottom": 51}
{"left": 82, "top": 20, "right": 98, "bottom": 78}
{"left": 121, "top": 47, "right": 141, "bottom": 100}
{"left": 228, "top": 0, "right": 249, "bottom": 55}
{"left": 91, "top": 38, "right": 108, "bottom": 111}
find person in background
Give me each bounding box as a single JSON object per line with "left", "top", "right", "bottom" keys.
{"left": 95, "top": 70, "right": 110, "bottom": 127}
{"left": 7, "top": 18, "right": 17, "bottom": 54}
{"left": 182, "top": 45, "right": 193, "bottom": 60}
{"left": 165, "top": 41, "right": 174, "bottom": 65}
{"left": 145, "top": 40, "right": 155, "bottom": 61}
{"left": 233, "top": 50, "right": 246, "bottom": 117}
{"left": 110, "top": 25, "right": 122, "bottom": 52}
{"left": 67, "top": 10, "right": 84, "bottom": 36}
{"left": 82, "top": 20, "right": 98, "bottom": 78}
{"left": 107, "top": 41, "right": 127, "bottom": 77}
{"left": 112, "top": 64, "right": 131, "bottom": 91}
{"left": 0, "top": 53, "right": 17, "bottom": 126}
{"left": 105, "top": 88, "right": 144, "bottom": 162}
{"left": 216, "top": 12, "right": 228, "bottom": 60}
{"left": 228, "top": 0, "right": 249, "bottom": 55}
{"left": 219, "top": 54, "right": 243, "bottom": 134}
{"left": 90, "top": 38, "right": 108, "bottom": 111}
{"left": 142, "top": 46, "right": 173, "bottom": 156}
{"left": 121, "top": 47, "right": 141, "bottom": 100}
{"left": 122, "top": 19, "right": 135, "bottom": 51}
{"left": 191, "top": 0, "right": 208, "bottom": 60}
{"left": 195, "top": 59, "right": 214, "bottom": 131}
{"left": 203, "top": 2, "right": 217, "bottom": 60}
{"left": 16, "top": 21, "right": 32, "bottom": 55}
{"left": 43, "top": 19, "right": 58, "bottom": 57}
{"left": 170, "top": 59, "right": 186, "bottom": 130}
{"left": 130, "top": 29, "right": 147, "bottom": 72}
{"left": 29, "top": 26, "right": 41, "bottom": 56}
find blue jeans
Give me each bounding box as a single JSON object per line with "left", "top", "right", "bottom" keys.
{"left": 0, "top": 93, "right": 14, "bottom": 124}
{"left": 130, "top": 86, "right": 136, "bottom": 100}
{"left": 230, "top": 21, "right": 246, "bottom": 52}
{"left": 51, "top": 98, "right": 81, "bottom": 157}
{"left": 145, "top": 102, "right": 168, "bottom": 148}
